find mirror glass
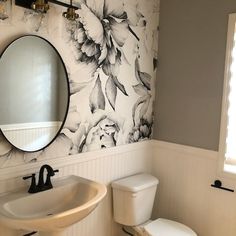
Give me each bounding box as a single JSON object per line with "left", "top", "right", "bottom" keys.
{"left": 0, "top": 35, "right": 69, "bottom": 152}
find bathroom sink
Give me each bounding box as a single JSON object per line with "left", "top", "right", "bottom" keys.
{"left": 0, "top": 175, "right": 107, "bottom": 234}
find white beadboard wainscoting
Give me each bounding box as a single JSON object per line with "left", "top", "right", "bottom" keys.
{"left": 1, "top": 122, "right": 62, "bottom": 152}
{"left": 2, "top": 140, "right": 236, "bottom": 236}
{"left": 0, "top": 141, "right": 152, "bottom": 236}
{"left": 152, "top": 141, "right": 236, "bottom": 236}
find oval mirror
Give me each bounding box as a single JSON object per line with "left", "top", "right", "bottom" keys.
{"left": 0, "top": 35, "right": 69, "bottom": 152}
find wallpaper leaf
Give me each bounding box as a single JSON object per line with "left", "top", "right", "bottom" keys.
{"left": 64, "top": 106, "right": 81, "bottom": 132}
{"left": 128, "top": 25, "right": 140, "bottom": 41}
{"left": 133, "top": 84, "right": 149, "bottom": 96}
{"left": 138, "top": 71, "right": 151, "bottom": 90}
{"left": 134, "top": 57, "right": 141, "bottom": 81}
{"left": 135, "top": 57, "right": 151, "bottom": 90}
{"left": 70, "top": 81, "right": 89, "bottom": 95}
{"left": 89, "top": 75, "right": 105, "bottom": 113}
{"left": 102, "top": 46, "right": 122, "bottom": 77}
{"left": 105, "top": 76, "right": 117, "bottom": 110}
{"left": 113, "top": 75, "right": 128, "bottom": 96}
{"left": 109, "top": 17, "right": 129, "bottom": 47}
{"left": 70, "top": 124, "right": 87, "bottom": 153}
{"left": 139, "top": 95, "right": 151, "bottom": 119}
{"left": 132, "top": 95, "right": 150, "bottom": 124}
{"left": 125, "top": 2, "right": 144, "bottom": 27}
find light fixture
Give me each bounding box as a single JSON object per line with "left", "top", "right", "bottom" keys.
{"left": 63, "top": 0, "right": 78, "bottom": 21}
{"left": 31, "top": 0, "right": 49, "bottom": 13}
{"left": 15, "top": 0, "right": 79, "bottom": 19}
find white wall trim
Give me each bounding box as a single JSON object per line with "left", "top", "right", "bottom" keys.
{"left": 0, "top": 140, "right": 219, "bottom": 181}
{"left": 0, "top": 140, "right": 152, "bottom": 181}
{"left": 152, "top": 140, "right": 218, "bottom": 160}
{"left": 217, "top": 14, "right": 236, "bottom": 178}
{"left": 1, "top": 121, "right": 62, "bottom": 131}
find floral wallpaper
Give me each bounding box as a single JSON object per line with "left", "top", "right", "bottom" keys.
{"left": 0, "top": 0, "right": 160, "bottom": 167}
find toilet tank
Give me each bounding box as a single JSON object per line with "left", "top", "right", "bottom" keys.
{"left": 111, "top": 173, "right": 159, "bottom": 226}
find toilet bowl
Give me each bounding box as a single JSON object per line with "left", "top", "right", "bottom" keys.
{"left": 133, "top": 218, "right": 197, "bottom": 236}
{"left": 111, "top": 173, "right": 197, "bottom": 236}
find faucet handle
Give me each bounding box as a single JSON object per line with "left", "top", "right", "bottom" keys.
{"left": 23, "top": 174, "right": 35, "bottom": 180}
{"left": 53, "top": 169, "right": 59, "bottom": 175}
{"left": 23, "top": 174, "right": 37, "bottom": 193}
{"left": 45, "top": 169, "right": 59, "bottom": 188}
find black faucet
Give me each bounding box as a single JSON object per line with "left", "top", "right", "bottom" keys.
{"left": 22, "top": 173, "right": 37, "bottom": 193}
{"left": 23, "top": 164, "right": 59, "bottom": 193}
{"left": 37, "top": 164, "right": 59, "bottom": 191}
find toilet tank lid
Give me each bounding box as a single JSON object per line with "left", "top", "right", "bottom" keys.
{"left": 111, "top": 173, "right": 159, "bottom": 192}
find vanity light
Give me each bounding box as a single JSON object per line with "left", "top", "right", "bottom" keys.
{"left": 62, "top": 0, "right": 78, "bottom": 21}
{"left": 15, "top": 0, "right": 79, "bottom": 18}
{"left": 31, "top": 0, "right": 49, "bottom": 13}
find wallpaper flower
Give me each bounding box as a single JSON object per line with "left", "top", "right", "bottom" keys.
{"left": 0, "top": 0, "right": 159, "bottom": 167}
{"left": 66, "top": 0, "right": 142, "bottom": 111}
{"left": 128, "top": 57, "right": 153, "bottom": 142}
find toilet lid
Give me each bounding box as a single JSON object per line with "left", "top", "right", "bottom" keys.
{"left": 144, "top": 218, "right": 197, "bottom": 236}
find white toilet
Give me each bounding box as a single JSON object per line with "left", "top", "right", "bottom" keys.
{"left": 111, "top": 173, "right": 197, "bottom": 236}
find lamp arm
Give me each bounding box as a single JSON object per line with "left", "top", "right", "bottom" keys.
{"left": 49, "top": 0, "right": 79, "bottom": 10}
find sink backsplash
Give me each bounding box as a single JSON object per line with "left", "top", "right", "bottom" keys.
{"left": 0, "top": 0, "right": 160, "bottom": 168}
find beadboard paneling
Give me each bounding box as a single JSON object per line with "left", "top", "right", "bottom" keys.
{"left": 152, "top": 141, "right": 236, "bottom": 236}
{"left": 0, "top": 142, "right": 152, "bottom": 236}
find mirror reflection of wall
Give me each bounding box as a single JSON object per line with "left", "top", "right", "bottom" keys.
{"left": 0, "top": 36, "right": 69, "bottom": 152}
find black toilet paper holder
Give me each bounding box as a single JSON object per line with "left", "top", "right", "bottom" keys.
{"left": 211, "top": 180, "right": 234, "bottom": 192}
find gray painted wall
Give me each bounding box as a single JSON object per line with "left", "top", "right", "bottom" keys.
{"left": 153, "top": 0, "right": 236, "bottom": 151}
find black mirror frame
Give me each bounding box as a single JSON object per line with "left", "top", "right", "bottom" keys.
{"left": 0, "top": 35, "right": 70, "bottom": 153}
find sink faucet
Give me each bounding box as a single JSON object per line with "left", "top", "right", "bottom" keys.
{"left": 37, "top": 164, "right": 59, "bottom": 191}
{"left": 23, "top": 164, "right": 59, "bottom": 193}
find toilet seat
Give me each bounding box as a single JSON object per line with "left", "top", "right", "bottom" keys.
{"left": 144, "top": 218, "right": 197, "bottom": 236}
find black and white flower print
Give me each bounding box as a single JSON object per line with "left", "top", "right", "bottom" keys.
{"left": 79, "top": 112, "right": 122, "bottom": 152}
{"left": 66, "top": 0, "right": 144, "bottom": 111}
{"left": 67, "top": 0, "right": 139, "bottom": 73}
{"left": 64, "top": 0, "right": 158, "bottom": 149}
{"left": 0, "top": 0, "right": 159, "bottom": 167}
{"left": 64, "top": 109, "right": 124, "bottom": 154}
{"left": 129, "top": 118, "right": 152, "bottom": 142}
{"left": 128, "top": 57, "right": 153, "bottom": 142}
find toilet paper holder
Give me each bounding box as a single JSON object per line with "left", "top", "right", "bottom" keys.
{"left": 211, "top": 180, "right": 234, "bottom": 192}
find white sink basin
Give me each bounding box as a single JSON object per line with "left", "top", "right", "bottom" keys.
{"left": 0, "top": 175, "right": 107, "bottom": 235}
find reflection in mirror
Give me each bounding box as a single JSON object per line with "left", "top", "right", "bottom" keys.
{"left": 0, "top": 35, "right": 69, "bottom": 152}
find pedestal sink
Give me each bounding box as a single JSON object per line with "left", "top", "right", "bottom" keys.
{"left": 0, "top": 175, "right": 107, "bottom": 236}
